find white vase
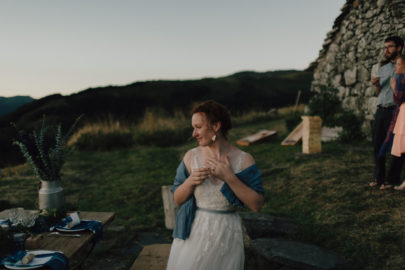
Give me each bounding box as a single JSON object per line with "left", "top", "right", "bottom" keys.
{"left": 38, "top": 180, "right": 64, "bottom": 210}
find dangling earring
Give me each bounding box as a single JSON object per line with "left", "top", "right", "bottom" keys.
{"left": 211, "top": 134, "right": 217, "bottom": 143}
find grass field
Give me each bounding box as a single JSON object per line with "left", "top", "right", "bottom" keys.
{"left": 1, "top": 111, "right": 405, "bottom": 270}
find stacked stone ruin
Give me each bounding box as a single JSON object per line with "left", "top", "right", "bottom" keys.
{"left": 310, "top": 0, "right": 405, "bottom": 136}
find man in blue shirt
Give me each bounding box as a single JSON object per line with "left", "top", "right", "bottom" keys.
{"left": 370, "top": 36, "right": 404, "bottom": 188}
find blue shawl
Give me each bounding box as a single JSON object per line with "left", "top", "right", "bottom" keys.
{"left": 171, "top": 160, "right": 264, "bottom": 240}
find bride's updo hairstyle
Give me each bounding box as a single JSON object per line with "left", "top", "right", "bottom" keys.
{"left": 192, "top": 100, "right": 232, "bottom": 139}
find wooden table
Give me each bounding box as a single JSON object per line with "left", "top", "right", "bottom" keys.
{"left": 0, "top": 210, "right": 115, "bottom": 269}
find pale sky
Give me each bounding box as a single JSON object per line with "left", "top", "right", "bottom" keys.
{"left": 0, "top": 0, "right": 346, "bottom": 99}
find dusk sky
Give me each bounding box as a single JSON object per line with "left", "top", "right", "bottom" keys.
{"left": 1, "top": 0, "right": 345, "bottom": 99}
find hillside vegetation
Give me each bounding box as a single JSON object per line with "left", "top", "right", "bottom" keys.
{"left": 1, "top": 109, "right": 404, "bottom": 270}
{"left": 0, "top": 70, "right": 312, "bottom": 168}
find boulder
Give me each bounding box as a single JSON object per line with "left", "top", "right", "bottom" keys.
{"left": 239, "top": 212, "right": 295, "bottom": 245}
{"left": 344, "top": 68, "right": 357, "bottom": 86}
{"left": 377, "top": 0, "right": 386, "bottom": 8}
{"left": 357, "top": 66, "right": 370, "bottom": 82}
{"left": 251, "top": 238, "right": 344, "bottom": 270}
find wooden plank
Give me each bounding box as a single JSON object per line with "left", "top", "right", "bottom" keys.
{"left": 281, "top": 121, "right": 303, "bottom": 145}
{"left": 301, "top": 116, "right": 322, "bottom": 154}
{"left": 237, "top": 130, "right": 277, "bottom": 146}
{"left": 161, "top": 186, "right": 178, "bottom": 230}
{"left": 130, "top": 244, "right": 171, "bottom": 270}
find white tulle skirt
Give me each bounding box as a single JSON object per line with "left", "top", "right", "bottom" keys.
{"left": 166, "top": 209, "right": 244, "bottom": 270}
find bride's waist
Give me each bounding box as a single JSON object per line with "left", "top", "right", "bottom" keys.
{"left": 196, "top": 207, "right": 236, "bottom": 214}
{"left": 195, "top": 201, "right": 234, "bottom": 211}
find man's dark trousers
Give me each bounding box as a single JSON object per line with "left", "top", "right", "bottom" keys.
{"left": 373, "top": 106, "right": 395, "bottom": 184}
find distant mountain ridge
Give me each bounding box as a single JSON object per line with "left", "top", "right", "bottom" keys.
{"left": 0, "top": 69, "right": 313, "bottom": 168}
{"left": 0, "top": 96, "right": 34, "bottom": 117}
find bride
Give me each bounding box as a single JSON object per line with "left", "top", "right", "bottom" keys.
{"left": 166, "top": 100, "right": 264, "bottom": 270}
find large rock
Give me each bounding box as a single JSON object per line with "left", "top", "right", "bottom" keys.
{"left": 399, "top": 28, "right": 405, "bottom": 37}
{"left": 251, "top": 238, "right": 344, "bottom": 270}
{"left": 344, "top": 68, "right": 357, "bottom": 86}
{"left": 358, "top": 37, "right": 367, "bottom": 51}
{"left": 381, "top": 23, "right": 390, "bottom": 32}
{"left": 337, "top": 86, "right": 349, "bottom": 99}
{"left": 357, "top": 66, "right": 370, "bottom": 82}
{"left": 367, "top": 97, "right": 378, "bottom": 115}
{"left": 342, "top": 96, "right": 358, "bottom": 111}
{"left": 365, "top": 86, "right": 376, "bottom": 97}
{"left": 332, "top": 74, "right": 342, "bottom": 88}
{"left": 372, "top": 23, "right": 382, "bottom": 34}
{"left": 365, "top": 10, "right": 372, "bottom": 19}
{"left": 377, "top": 0, "right": 386, "bottom": 8}
{"left": 239, "top": 212, "right": 295, "bottom": 246}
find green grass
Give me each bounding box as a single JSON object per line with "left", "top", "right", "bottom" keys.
{"left": 1, "top": 115, "right": 405, "bottom": 269}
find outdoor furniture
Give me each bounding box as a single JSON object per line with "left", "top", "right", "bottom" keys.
{"left": 130, "top": 243, "right": 171, "bottom": 270}
{"left": 0, "top": 210, "right": 115, "bottom": 269}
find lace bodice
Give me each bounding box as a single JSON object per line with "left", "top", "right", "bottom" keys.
{"left": 191, "top": 148, "right": 246, "bottom": 211}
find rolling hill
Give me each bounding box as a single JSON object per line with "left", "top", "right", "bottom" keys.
{"left": 0, "top": 69, "right": 313, "bottom": 167}
{"left": 0, "top": 96, "right": 34, "bottom": 117}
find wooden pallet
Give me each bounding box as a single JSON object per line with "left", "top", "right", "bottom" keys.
{"left": 236, "top": 130, "right": 277, "bottom": 146}
{"left": 281, "top": 121, "right": 303, "bottom": 145}
{"left": 282, "top": 120, "right": 342, "bottom": 147}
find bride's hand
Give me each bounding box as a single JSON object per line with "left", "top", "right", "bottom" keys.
{"left": 206, "top": 156, "right": 233, "bottom": 181}
{"left": 187, "top": 168, "right": 211, "bottom": 187}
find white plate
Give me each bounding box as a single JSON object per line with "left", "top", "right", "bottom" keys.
{"left": 55, "top": 226, "right": 86, "bottom": 232}
{"left": 55, "top": 220, "right": 92, "bottom": 232}
{"left": 4, "top": 250, "right": 62, "bottom": 269}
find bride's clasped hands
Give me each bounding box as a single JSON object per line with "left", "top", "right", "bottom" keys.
{"left": 206, "top": 155, "right": 234, "bottom": 182}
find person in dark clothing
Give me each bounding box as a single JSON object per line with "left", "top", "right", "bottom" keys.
{"left": 369, "top": 36, "right": 404, "bottom": 188}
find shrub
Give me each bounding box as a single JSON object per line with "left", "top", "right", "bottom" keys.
{"left": 69, "top": 118, "right": 135, "bottom": 151}
{"left": 336, "top": 110, "right": 366, "bottom": 142}
{"left": 70, "top": 109, "right": 191, "bottom": 150}
{"left": 73, "top": 130, "right": 134, "bottom": 151}
{"left": 285, "top": 113, "right": 302, "bottom": 132}
{"left": 134, "top": 128, "right": 191, "bottom": 147}
{"left": 134, "top": 108, "right": 190, "bottom": 146}
{"left": 308, "top": 86, "right": 341, "bottom": 127}
{"left": 308, "top": 85, "right": 365, "bottom": 142}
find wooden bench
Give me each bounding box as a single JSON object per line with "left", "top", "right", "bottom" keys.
{"left": 251, "top": 238, "right": 343, "bottom": 270}
{"left": 130, "top": 244, "right": 171, "bottom": 270}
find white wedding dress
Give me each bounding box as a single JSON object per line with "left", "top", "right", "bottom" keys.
{"left": 166, "top": 148, "right": 245, "bottom": 270}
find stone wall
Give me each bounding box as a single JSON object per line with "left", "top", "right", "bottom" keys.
{"left": 311, "top": 0, "right": 405, "bottom": 135}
